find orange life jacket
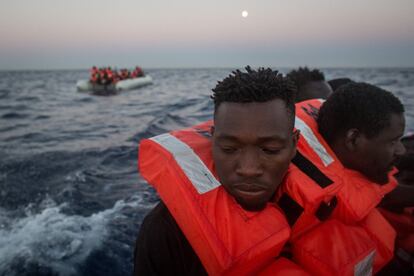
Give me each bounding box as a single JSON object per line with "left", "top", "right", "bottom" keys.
{"left": 379, "top": 207, "right": 414, "bottom": 255}
{"left": 294, "top": 99, "right": 397, "bottom": 223}
{"left": 277, "top": 100, "right": 345, "bottom": 240}
{"left": 277, "top": 99, "right": 397, "bottom": 274}
{"left": 258, "top": 257, "right": 310, "bottom": 276}
{"left": 139, "top": 120, "right": 291, "bottom": 275}
{"left": 90, "top": 74, "right": 97, "bottom": 83}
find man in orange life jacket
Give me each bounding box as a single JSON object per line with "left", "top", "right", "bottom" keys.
{"left": 134, "top": 67, "right": 300, "bottom": 275}
{"left": 317, "top": 83, "right": 414, "bottom": 210}
{"left": 313, "top": 83, "right": 412, "bottom": 274}
{"left": 317, "top": 82, "right": 406, "bottom": 188}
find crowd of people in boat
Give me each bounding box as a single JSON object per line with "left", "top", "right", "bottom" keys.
{"left": 89, "top": 66, "right": 145, "bottom": 85}
{"left": 134, "top": 66, "right": 414, "bottom": 275}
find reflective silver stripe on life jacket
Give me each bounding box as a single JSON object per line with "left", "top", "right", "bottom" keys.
{"left": 295, "top": 116, "right": 334, "bottom": 167}
{"left": 354, "top": 250, "right": 375, "bottom": 276}
{"left": 150, "top": 133, "right": 221, "bottom": 194}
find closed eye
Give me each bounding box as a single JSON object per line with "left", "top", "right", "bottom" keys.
{"left": 262, "top": 148, "right": 281, "bottom": 155}
{"left": 220, "top": 146, "right": 237, "bottom": 154}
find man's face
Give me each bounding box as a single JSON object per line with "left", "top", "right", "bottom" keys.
{"left": 212, "top": 99, "right": 298, "bottom": 211}
{"left": 354, "top": 113, "right": 406, "bottom": 184}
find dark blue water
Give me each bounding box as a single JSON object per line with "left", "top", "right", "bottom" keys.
{"left": 0, "top": 68, "right": 413, "bottom": 275}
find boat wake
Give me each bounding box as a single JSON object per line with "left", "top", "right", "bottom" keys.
{"left": 0, "top": 195, "right": 152, "bottom": 276}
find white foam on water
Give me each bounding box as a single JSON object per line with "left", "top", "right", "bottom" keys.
{"left": 0, "top": 195, "right": 145, "bottom": 275}
{"left": 64, "top": 170, "right": 86, "bottom": 183}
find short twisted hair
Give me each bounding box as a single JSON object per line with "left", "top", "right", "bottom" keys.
{"left": 211, "top": 66, "right": 297, "bottom": 118}
{"left": 318, "top": 82, "right": 404, "bottom": 143}
{"left": 287, "top": 67, "right": 325, "bottom": 89}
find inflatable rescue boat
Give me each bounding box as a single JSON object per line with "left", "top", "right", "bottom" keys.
{"left": 76, "top": 75, "right": 152, "bottom": 92}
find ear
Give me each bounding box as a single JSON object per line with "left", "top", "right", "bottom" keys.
{"left": 210, "top": 125, "right": 215, "bottom": 136}
{"left": 290, "top": 129, "right": 300, "bottom": 159}
{"left": 344, "top": 128, "right": 360, "bottom": 151}
{"left": 292, "top": 129, "right": 300, "bottom": 147}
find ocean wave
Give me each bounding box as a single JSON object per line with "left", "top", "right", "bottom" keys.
{"left": 1, "top": 112, "right": 30, "bottom": 119}
{"left": 0, "top": 195, "right": 151, "bottom": 276}
{"left": 0, "top": 68, "right": 413, "bottom": 275}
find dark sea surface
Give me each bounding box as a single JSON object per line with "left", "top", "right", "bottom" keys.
{"left": 0, "top": 68, "right": 413, "bottom": 275}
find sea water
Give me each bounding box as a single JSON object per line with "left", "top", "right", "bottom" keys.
{"left": 0, "top": 68, "right": 413, "bottom": 275}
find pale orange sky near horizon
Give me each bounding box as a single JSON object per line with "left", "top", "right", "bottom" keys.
{"left": 1, "top": 0, "right": 413, "bottom": 69}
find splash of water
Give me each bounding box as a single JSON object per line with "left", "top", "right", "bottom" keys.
{"left": 0, "top": 196, "right": 143, "bottom": 275}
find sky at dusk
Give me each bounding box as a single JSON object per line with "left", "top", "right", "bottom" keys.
{"left": 1, "top": 0, "right": 413, "bottom": 69}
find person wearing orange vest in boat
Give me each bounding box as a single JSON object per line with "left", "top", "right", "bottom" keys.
{"left": 314, "top": 73, "right": 414, "bottom": 273}
{"left": 276, "top": 83, "right": 411, "bottom": 275}
{"left": 98, "top": 67, "right": 106, "bottom": 85}
{"left": 119, "top": 68, "right": 130, "bottom": 80}
{"left": 130, "top": 68, "right": 137, "bottom": 78}
{"left": 137, "top": 66, "right": 144, "bottom": 77}
{"left": 106, "top": 67, "right": 111, "bottom": 83}
{"left": 89, "top": 66, "right": 99, "bottom": 84}
{"left": 131, "top": 66, "right": 144, "bottom": 78}
{"left": 134, "top": 67, "right": 309, "bottom": 275}
{"left": 105, "top": 67, "right": 115, "bottom": 84}
{"left": 97, "top": 67, "right": 107, "bottom": 85}
{"left": 112, "top": 68, "right": 120, "bottom": 84}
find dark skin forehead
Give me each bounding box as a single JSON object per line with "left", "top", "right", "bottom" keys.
{"left": 213, "top": 99, "right": 294, "bottom": 143}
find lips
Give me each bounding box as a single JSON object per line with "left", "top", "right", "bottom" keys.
{"left": 232, "top": 183, "right": 268, "bottom": 198}
{"left": 233, "top": 183, "right": 265, "bottom": 192}
{"left": 235, "top": 189, "right": 267, "bottom": 199}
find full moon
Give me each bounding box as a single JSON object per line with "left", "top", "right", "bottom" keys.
{"left": 242, "top": 10, "right": 248, "bottom": 18}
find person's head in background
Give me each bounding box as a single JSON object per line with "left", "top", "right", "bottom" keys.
{"left": 328, "top": 78, "right": 354, "bottom": 92}
{"left": 211, "top": 66, "right": 299, "bottom": 211}
{"left": 287, "top": 67, "right": 333, "bottom": 102}
{"left": 396, "top": 133, "right": 414, "bottom": 186}
{"left": 317, "top": 82, "right": 406, "bottom": 184}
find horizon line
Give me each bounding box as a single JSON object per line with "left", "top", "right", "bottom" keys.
{"left": 1, "top": 65, "right": 414, "bottom": 72}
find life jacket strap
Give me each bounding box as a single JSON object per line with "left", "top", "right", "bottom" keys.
{"left": 315, "top": 196, "right": 338, "bottom": 221}
{"left": 278, "top": 193, "right": 304, "bottom": 226}
{"left": 292, "top": 151, "right": 334, "bottom": 188}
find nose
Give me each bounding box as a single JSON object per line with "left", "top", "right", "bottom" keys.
{"left": 395, "top": 140, "right": 406, "bottom": 157}
{"left": 235, "top": 148, "right": 263, "bottom": 177}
